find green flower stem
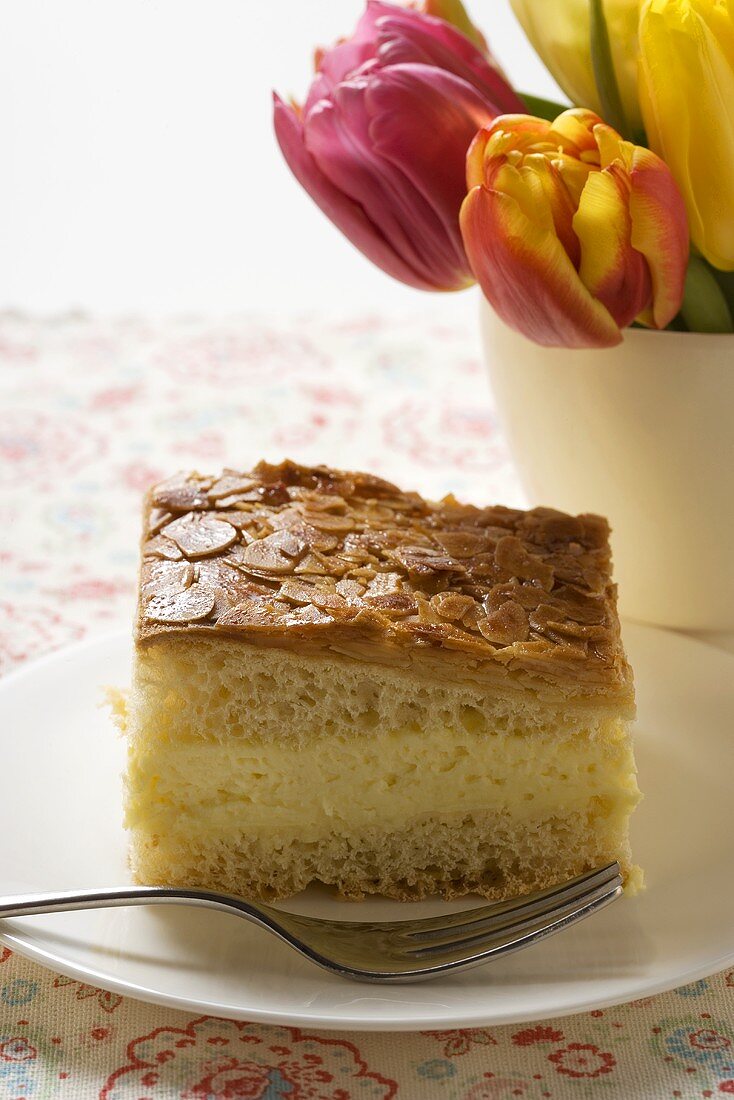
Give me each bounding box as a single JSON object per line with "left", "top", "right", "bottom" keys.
{"left": 680, "top": 255, "right": 734, "bottom": 334}
{"left": 519, "top": 92, "right": 569, "bottom": 122}
{"left": 712, "top": 267, "right": 734, "bottom": 313}
{"left": 589, "top": 0, "right": 630, "bottom": 138}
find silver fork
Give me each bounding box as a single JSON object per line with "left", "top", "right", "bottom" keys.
{"left": 0, "top": 862, "right": 622, "bottom": 983}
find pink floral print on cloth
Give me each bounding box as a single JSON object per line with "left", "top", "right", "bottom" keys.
{"left": 101, "top": 1017, "right": 398, "bottom": 1099}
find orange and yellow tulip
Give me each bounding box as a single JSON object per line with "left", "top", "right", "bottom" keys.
{"left": 639, "top": 0, "right": 734, "bottom": 272}
{"left": 460, "top": 108, "right": 689, "bottom": 347}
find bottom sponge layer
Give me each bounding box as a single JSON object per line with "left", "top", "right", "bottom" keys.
{"left": 129, "top": 808, "right": 638, "bottom": 902}
{"left": 118, "top": 638, "right": 641, "bottom": 901}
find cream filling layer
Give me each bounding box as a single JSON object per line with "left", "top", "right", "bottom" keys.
{"left": 126, "top": 720, "right": 640, "bottom": 844}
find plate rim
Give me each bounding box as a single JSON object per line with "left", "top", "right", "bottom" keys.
{"left": 2, "top": 919, "right": 734, "bottom": 1031}
{"left": 1, "top": 625, "right": 733, "bottom": 1031}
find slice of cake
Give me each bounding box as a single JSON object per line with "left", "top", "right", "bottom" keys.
{"left": 117, "top": 460, "right": 641, "bottom": 901}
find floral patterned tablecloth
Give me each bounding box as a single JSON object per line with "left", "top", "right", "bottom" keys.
{"left": 1, "top": 312, "right": 733, "bottom": 1099}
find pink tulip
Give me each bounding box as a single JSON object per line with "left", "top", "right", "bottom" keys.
{"left": 273, "top": 0, "right": 524, "bottom": 291}
{"left": 460, "top": 109, "right": 689, "bottom": 347}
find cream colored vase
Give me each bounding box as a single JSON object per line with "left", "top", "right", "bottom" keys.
{"left": 480, "top": 300, "right": 734, "bottom": 631}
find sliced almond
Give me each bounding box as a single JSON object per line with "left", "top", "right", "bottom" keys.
{"left": 144, "top": 535, "right": 183, "bottom": 561}
{"left": 365, "top": 571, "right": 403, "bottom": 596}
{"left": 430, "top": 592, "right": 476, "bottom": 621}
{"left": 152, "top": 476, "right": 209, "bottom": 512}
{"left": 284, "top": 520, "right": 340, "bottom": 553}
{"left": 299, "top": 510, "right": 355, "bottom": 533}
{"left": 217, "top": 596, "right": 281, "bottom": 629}
{"left": 147, "top": 508, "right": 174, "bottom": 536}
{"left": 495, "top": 535, "right": 554, "bottom": 590}
{"left": 335, "top": 578, "right": 366, "bottom": 600}
{"left": 279, "top": 578, "right": 346, "bottom": 610}
{"left": 145, "top": 588, "right": 215, "bottom": 624}
{"left": 208, "top": 475, "right": 256, "bottom": 501}
{"left": 478, "top": 600, "right": 530, "bottom": 644}
{"left": 240, "top": 530, "right": 306, "bottom": 574}
{"left": 434, "top": 530, "right": 493, "bottom": 558}
{"left": 388, "top": 545, "right": 465, "bottom": 576}
{"left": 284, "top": 604, "right": 334, "bottom": 626}
{"left": 363, "top": 592, "right": 418, "bottom": 617}
{"left": 162, "top": 515, "right": 239, "bottom": 560}
{"left": 142, "top": 561, "right": 195, "bottom": 596}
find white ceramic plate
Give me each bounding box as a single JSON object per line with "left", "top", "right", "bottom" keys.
{"left": 0, "top": 624, "right": 732, "bottom": 1031}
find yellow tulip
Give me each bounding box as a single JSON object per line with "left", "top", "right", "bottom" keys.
{"left": 639, "top": 0, "right": 734, "bottom": 271}
{"left": 510, "top": 0, "right": 643, "bottom": 130}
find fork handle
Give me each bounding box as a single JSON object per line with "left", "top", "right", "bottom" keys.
{"left": 0, "top": 886, "right": 272, "bottom": 925}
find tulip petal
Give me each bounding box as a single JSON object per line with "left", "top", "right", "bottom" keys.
{"left": 589, "top": 121, "right": 688, "bottom": 327}
{"left": 364, "top": 63, "right": 500, "bottom": 271}
{"left": 509, "top": 0, "right": 603, "bottom": 115}
{"left": 468, "top": 117, "right": 582, "bottom": 264}
{"left": 420, "top": 0, "right": 490, "bottom": 53}
{"left": 461, "top": 185, "right": 621, "bottom": 348}
{"left": 368, "top": 1, "right": 524, "bottom": 112}
{"left": 465, "top": 125, "right": 491, "bottom": 190}
{"left": 549, "top": 108, "right": 603, "bottom": 158}
{"left": 305, "top": 4, "right": 382, "bottom": 111}
{"left": 510, "top": 0, "right": 643, "bottom": 131}
{"left": 273, "top": 94, "right": 436, "bottom": 289}
{"left": 520, "top": 155, "right": 581, "bottom": 267}
{"left": 472, "top": 112, "right": 596, "bottom": 207}
{"left": 639, "top": 3, "right": 734, "bottom": 271}
{"left": 466, "top": 117, "right": 553, "bottom": 190}
{"left": 304, "top": 75, "right": 470, "bottom": 288}
{"left": 573, "top": 165, "right": 651, "bottom": 328}
{"left": 627, "top": 145, "right": 689, "bottom": 328}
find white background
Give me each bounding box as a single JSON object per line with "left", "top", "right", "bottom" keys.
{"left": 0, "top": 0, "right": 560, "bottom": 317}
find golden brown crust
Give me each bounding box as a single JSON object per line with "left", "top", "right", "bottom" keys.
{"left": 136, "top": 460, "right": 632, "bottom": 695}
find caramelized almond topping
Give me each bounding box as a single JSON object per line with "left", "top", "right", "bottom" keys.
{"left": 137, "top": 461, "right": 627, "bottom": 689}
